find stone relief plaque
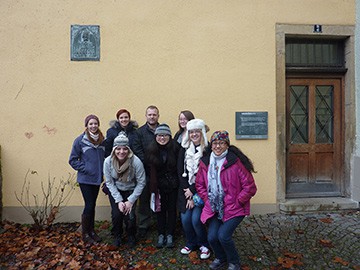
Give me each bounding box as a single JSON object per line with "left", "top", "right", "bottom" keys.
{"left": 71, "top": 25, "right": 100, "bottom": 61}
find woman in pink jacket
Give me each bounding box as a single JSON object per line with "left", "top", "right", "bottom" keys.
{"left": 195, "top": 130, "right": 257, "bottom": 270}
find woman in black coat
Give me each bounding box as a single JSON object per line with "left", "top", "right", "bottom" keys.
{"left": 146, "top": 124, "right": 180, "bottom": 249}
{"left": 105, "top": 109, "right": 138, "bottom": 157}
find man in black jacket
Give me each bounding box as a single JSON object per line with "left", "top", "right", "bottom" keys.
{"left": 132, "top": 105, "right": 160, "bottom": 238}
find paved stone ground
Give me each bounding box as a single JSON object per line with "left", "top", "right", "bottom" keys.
{"left": 235, "top": 210, "right": 360, "bottom": 269}
{"left": 98, "top": 210, "right": 360, "bottom": 269}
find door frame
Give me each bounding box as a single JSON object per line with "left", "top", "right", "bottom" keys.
{"left": 275, "top": 24, "right": 355, "bottom": 205}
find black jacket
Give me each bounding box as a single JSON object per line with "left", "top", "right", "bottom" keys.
{"left": 104, "top": 120, "right": 138, "bottom": 157}
{"left": 132, "top": 122, "right": 158, "bottom": 164}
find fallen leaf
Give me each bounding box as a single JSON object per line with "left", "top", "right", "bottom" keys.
{"left": 333, "top": 256, "right": 349, "bottom": 266}
{"left": 319, "top": 239, "right": 334, "bottom": 248}
{"left": 248, "top": 256, "right": 258, "bottom": 261}
{"left": 319, "top": 217, "right": 333, "bottom": 223}
{"left": 260, "top": 235, "right": 271, "bottom": 241}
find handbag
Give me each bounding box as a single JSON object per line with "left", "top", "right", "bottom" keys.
{"left": 150, "top": 191, "right": 161, "bottom": 212}
{"left": 101, "top": 183, "right": 109, "bottom": 195}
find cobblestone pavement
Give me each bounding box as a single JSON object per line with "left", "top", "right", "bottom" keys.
{"left": 234, "top": 210, "right": 360, "bottom": 269}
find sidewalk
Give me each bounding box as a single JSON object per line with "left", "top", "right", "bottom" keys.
{"left": 234, "top": 210, "right": 359, "bottom": 269}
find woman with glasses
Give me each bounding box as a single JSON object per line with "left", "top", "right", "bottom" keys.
{"left": 177, "top": 119, "right": 211, "bottom": 260}
{"left": 174, "top": 110, "right": 195, "bottom": 145}
{"left": 195, "top": 130, "right": 257, "bottom": 270}
{"left": 146, "top": 124, "right": 180, "bottom": 248}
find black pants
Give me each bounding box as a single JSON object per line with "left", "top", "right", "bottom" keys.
{"left": 156, "top": 188, "right": 178, "bottom": 236}
{"left": 109, "top": 190, "right": 137, "bottom": 238}
{"left": 79, "top": 183, "right": 100, "bottom": 216}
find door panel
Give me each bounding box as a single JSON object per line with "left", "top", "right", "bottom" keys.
{"left": 286, "top": 78, "right": 343, "bottom": 198}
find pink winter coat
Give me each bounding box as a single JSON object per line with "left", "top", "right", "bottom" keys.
{"left": 195, "top": 150, "right": 257, "bottom": 224}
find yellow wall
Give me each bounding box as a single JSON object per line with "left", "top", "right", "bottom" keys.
{"left": 0, "top": 0, "right": 355, "bottom": 222}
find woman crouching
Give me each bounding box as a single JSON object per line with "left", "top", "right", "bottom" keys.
{"left": 103, "top": 132, "right": 146, "bottom": 248}
{"left": 196, "top": 130, "right": 257, "bottom": 270}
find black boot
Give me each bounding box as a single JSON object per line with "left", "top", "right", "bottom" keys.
{"left": 113, "top": 234, "right": 122, "bottom": 247}
{"left": 128, "top": 234, "right": 136, "bottom": 248}
{"left": 89, "top": 214, "right": 102, "bottom": 243}
{"left": 81, "top": 214, "right": 95, "bottom": 244}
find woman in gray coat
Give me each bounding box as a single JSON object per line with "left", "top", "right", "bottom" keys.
{"left": 104, "top": 132, "right": 146, "bottom": 247}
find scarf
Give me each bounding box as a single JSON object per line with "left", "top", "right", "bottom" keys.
{"left": 183, "top": 142, "right": 204, "bottom": 185}
{"left": 111, "top": 149, "right": 134, "bottom": 182}
{"left": 207, "top": 149, "right": 228, "bottom": 220}
{"left": 85, "top": 129, "right": 104, "bottom": 145}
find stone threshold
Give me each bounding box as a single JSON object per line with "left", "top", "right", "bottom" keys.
{"left": 279, "top": 197, "right": 359, "bottom": 213}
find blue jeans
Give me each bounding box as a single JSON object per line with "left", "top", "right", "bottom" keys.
{"left": 181, "top": 206, "right": 209, "bottom": 249}
{"left": 207, "top": 215, "right": 244, "bottom": 264}
{"left": 79, "top": 183, "right": 100, "bottom": 216}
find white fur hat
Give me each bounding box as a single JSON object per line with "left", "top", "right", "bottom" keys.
{"left": 181, "top": 119, "right": 208, "bottom": 148}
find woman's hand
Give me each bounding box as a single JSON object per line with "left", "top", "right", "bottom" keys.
{"left": 123, "top": 201, "right": 133, "bottom": 215}
{"left": 186, "top": 199, "right": 194, "bottom": 209}
{"left": 183, "top": 188, "right": 193, "bottom": 199}
{"left": 118, "top": 202, "right": 125, "bottom": 213}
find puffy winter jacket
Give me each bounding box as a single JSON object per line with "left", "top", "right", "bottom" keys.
{"left": 195, "top": 150, "right": 257, "bottom": 223}
{"left": 69, "top": 133, "right": 105, "bottom": 186}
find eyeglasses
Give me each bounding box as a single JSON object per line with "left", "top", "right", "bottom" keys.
{"left": 212, "top": 141, "right": 227, "bottom": 147}
{"left": 157, "top": 134, "right": 170, "bottom": 138}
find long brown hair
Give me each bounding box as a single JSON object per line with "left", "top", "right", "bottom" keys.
{"left": 177, "top": 110, "right": 195, "bottom": 132}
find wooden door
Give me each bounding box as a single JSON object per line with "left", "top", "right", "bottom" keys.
{"left": 286, "top": 78, "right": 343, "bottom": 198}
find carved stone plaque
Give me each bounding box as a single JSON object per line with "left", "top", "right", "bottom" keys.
{"left": 236, "top": 112, "right": 268, "bottom": 139}
{"left": 71, "top": 25, "right": 100, "bottom": 61}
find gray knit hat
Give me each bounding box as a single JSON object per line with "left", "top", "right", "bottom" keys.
{"left": 113, "top": 131, "right": 129, "bottom": 148}
{"left": 155, "top": 123, "right": 172, "bottom": 136}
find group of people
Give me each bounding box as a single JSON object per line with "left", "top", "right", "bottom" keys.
{"left": 69, "top": 105, "right": 257, "bottom": 270}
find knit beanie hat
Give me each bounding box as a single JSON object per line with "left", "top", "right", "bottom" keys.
{"left": 113, "top": 131, "right": 130, "bottom": 148}
{"left": 181, "top": 119, "right": 208, "bottom": 148}
{"left": 210, "top": 130, "right": 230, "bottom": 146}
{"left": 84, "top": 114, "right": 100, "bottom": 127}
{"left": 155, "top": 123, "right": 172, "bottom": 136}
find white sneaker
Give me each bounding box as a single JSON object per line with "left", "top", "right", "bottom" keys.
{"left": 199, "top": 245, "right": 210, "bottom": 259}
{"left": 180, "top": 246, "right": 191, "bottom": 255}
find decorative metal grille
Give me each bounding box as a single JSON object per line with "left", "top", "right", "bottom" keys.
{"left": 315, "top": 86, "right": 334, "bottom": 143}
{"left": 290, "top": 85, "right": 308, "bottom": 144}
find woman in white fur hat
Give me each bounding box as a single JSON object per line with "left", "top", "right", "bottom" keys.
{"left": 177, "top": 118, "right": 211, "bottom": 260}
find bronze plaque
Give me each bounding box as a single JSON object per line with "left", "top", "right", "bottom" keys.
{"left": 71, "top": 25, "right": 100, "bottom": 61}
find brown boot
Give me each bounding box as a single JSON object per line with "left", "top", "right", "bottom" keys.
{"left": 89, "top": 214, "right": 102, "bottom": 243}
{"left": 81, "top": 214, "right": 95, "bottom": 244}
